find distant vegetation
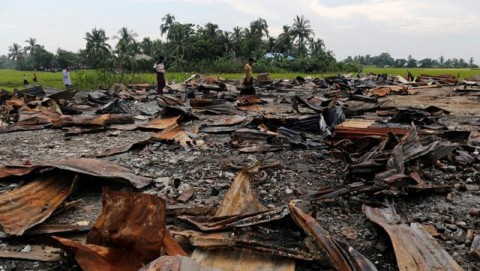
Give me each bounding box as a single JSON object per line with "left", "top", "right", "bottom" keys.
{"left": 2, "top": 14, "right": 477, "bottom": 76}
{"left": 1, "top": 68, "right": 479, "bottom": 92}
{"left": 2, "top": 15, "right": 354, "bottom": 74}
{"left": 343, "top": 53, "right": 478, "bottom": 69}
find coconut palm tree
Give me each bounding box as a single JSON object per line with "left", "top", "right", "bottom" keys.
{"left": 250, "top": 18, "right": 269, "bottom": 39}
{"left": 308, "top": 38, "right": 325, "bottom": 57}
{"left": 140, "top": 37, "right": 154, "bottom": 56}
{"left": 278, "top": 25, "right": 293, "bottom": 56}
{"left": 8, "top": 43, "right": 24, "bottom": 61}
{"left": 291, "top": 15, "right": 314, "bottom": 56}
{"left": 160, "top": 13, "right": 176, "bottom": 39}
{"left": 24, "top": 37, "right": 38, "bottom": 55}
{"left": 85, "top": 28, "right": 112, "bottom": 68}
{"left": 167, "top": 23, "right": 194, "bottom": 59}
{"left": 113, "top": 27, "right": 139, "bottom": 71}
{"left": 114, "top": 27, "right": 138, "bottom": 48}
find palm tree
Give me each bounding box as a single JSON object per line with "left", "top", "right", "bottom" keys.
{"left": 278, "top": 25, "right": 293, "bottom": 56}
{"left": 24, "top": 37, "right": 38, "bottom": 55}
{"left": 308, "top": 38, "right": 325, "bottom": 56}
{"left": 85, "top": 28, "right": 112, "bottom": 68}
{"left": 114, "top": 27, "right": 138, "bottom": 48}
{"left": 291, "top": 15, "right": 314, "bottom": 56}
{"left": 167, "top": 23, "right": 194, "bottom": 59}
{"left": 160, "top": 13, "right": 176, "bottom": 39}
{"left": 140, "top": 37, "right": 153, "bottom": 56}
{"left": 8, "top": 43, "right": 24, "bottom": 61}
{"left": 220, "top": 31, "right": 232, "bottom": 54}
{"left": 250, "top": 18, "right": 269, "bottom": 39}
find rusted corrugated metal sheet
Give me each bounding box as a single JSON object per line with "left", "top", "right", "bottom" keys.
{"left": 334, "top": 126, "right": 411, "bottom": 139}
{"left": 0, "top": 167, "right": 36, "bottom": 179}
{"left": 54, "top": 190, "right": 185, "bottom": 271}
{"left": 54, "top": 236, "right": 143, "bottom": 271}
{"left": 289, "top": 202, "right": 377, "bottom": 271}
{"left": 38, "top": 159, "right": 152, "bottom": 189}
{"left": 1, "top": 159, "right": 152, "bottom": 188}
{"left": 363, "top": 204, "right": 463, "bottom": 271}
{"left": 152, "top": 125, "right": 204, "bottom": 147}
{"left": 139, "top": 116, "right": 180, "bottom": 130}
{"left": 191, "top": 163, "right": 295, "bottom": 271}
{"left": 0, "top": 172, "right": 76, "bottom": 236}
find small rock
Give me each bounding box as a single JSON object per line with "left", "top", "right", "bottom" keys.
{"left": 413, "top": 214, "right": 429, "bottom": 223}
{"left": 20, "top": 245, "right": 32, "bottom": 253}
{"left": 446, "top": 224, "right": 457, "bottom": 231}
{"left": 454, "top": 182, "right": 467, "bottom": 191}
{"left": 285, "top": 187, "right": 293, "bottom": 195}
{"left": 455, "top": 221, "right": 467, "bottom": 229}
{"left": 446, "top": 165, "right": 457, "bottom": 173}
{"left": 267, "top": 204, "right": 275, "bottom": 209}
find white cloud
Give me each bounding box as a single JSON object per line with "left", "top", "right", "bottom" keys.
{"left": 0, "top": 23, "right": 21, "bottom": 30}
{"left": 308, "top": 0, "right": 479, "bottom": 33}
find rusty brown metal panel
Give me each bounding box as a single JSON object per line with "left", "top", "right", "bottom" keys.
{"left": 0, "top": 167, "right": 36, "bottom": 179}
{"left": 0, "top": 172, "right": 76, "bottom": 236}
{"left": 363, "top": 204, "right": 463, "bottom": 271}
{"left": 54, "top": 190, "right": 186, "bottom": 271}
{"left": 289, "top": 202, "right": 377, "bottom": 271}
{"left": 87, "top": 190, "right": 168, "bottom": 263}
{"left": 191, "top": 163, "right": 295, "bottom": 271}
{"left": 38, "top": 159, "right": 152, "bottom": 189}
{"left": 139, "top": 116, "right": 180, "bottom": 130}
{"left": 54, "top": 236, "right": 143, "bottom": 271}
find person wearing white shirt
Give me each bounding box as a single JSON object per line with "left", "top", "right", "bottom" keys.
{"left": 153, "top": 56, "right": 166, "bottom": 95}
{"left": 63, "top": 66, "right": 72, "bottom": 88}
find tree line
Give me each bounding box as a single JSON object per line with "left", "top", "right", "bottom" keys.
{"left": 3, "top": 14, "right": 355, "bottom": 73}
{"left": 3, "top": 14, "right": 477, "bottom": 73}
{"left": 343, "top": 53, "right": 478, "bottom": 69}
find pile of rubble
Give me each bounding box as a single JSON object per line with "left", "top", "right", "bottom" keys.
{"left": 0, "top": 72, "right": 479, "bottom": 270}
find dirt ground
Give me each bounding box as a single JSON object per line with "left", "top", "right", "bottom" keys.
{"left": 0, "top": 84, "right": 479, "bottom": 270}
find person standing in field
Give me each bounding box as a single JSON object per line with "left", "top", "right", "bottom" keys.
{"left": 242, "top": 57, "right": 255, "bottom": 95}
{"left": 32, "top": 73, "right": 38, "bottom": 83}
{"left": 153, "top": 56, "right": 166, "bottom": 95}
{"left": 63, "top": 66, "right": 72, "bottom": 88}
{"left": 23, "top": 74, "right": 29, "bottom": 86}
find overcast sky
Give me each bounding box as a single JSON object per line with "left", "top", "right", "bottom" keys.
{"left": 1, "top": 0, "right": 479, "bottom": 63}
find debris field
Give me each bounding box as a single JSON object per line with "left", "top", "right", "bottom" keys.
{"left": 0, "top": 72, "right": 479, "bottom": 270}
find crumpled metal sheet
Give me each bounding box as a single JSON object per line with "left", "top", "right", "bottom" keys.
{"left": 87, "top": 190, "right": 168, "bottom": 263}
{"left": 289, "top": 202, "right": 377, "bottom": 271}
{"left": 172, "top": 228, "right": 315, "bottom": 261}
{"left": 17, "top": 98, "right": 63, "bottom": 125}
{"left": 196, "top": 103, "right": 245, "bottom": 115}
{"left": 215, "top": 163, "right": 266, "bottom": 216}
{"left": 152, "top": 124, "right": 204, "bottom": 147}
{"left": 191, "top": 163, "right": 295, "bottom": 271}
{"left": 0, "top": 167, "right": 36, "bottom": 179}
{"left": 179, "top": 206, "right": 289, "bottom": 232}
{"left": 363, "top": 204, "right": 463, "bottom": 271}
{"left": 96, "top": 99, "right": 131, "bottom": 114}
{"left": 54, "top": 190, "right": 186, "bottom": 271}
{"left": 53, "top": 114, "right": 134, "bottom": 128}
{"left": 53, "top": 236, "right": 144, "bottom": 271}
{"left": 139, "top": 116, "right": 180, "bottom": 130}
{"left": 2, "top": 159, "right": 152, "bottom": 189}
{"left": 0, "top": 171, "right": 76, "bottom": 236}
{"left": 39, "top": 159, "right": 152, "bottom": 189}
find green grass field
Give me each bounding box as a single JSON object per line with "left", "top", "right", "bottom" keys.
{"left": 1, "top": 68, "right": 479, "bottom": 92}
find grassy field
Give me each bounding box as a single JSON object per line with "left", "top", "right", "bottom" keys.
{"left": 1, "top": 68, "right": 479, "bottom": 92}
